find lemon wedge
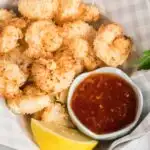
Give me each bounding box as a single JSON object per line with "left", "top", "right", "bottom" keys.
{"left": 31, "top": 119, "right": 98, "bottom": 150}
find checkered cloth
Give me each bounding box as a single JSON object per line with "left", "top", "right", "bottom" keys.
{"left": 1, "top": 0, "right": 150, "bottom": 150}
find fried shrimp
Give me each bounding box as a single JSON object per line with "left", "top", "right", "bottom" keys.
{"left": 79, "top": 3, "right": 100, "bottom": 22}
{"left": 0, "top": 60, "right": 27, "bottom": 98}
{"left": 83, "top": 48, "right": 104, "bottom": 71}
{"left": 55, "top": 0, "right": 81, "bottom": 24}
{"left": 31, "top": 54, "right": 76, "bottom": 93}
{"left": 61, "top": 20, "right": 96, "bottom": 44}
{"left": 0, "top": 25, "right": 23, "bottom": 53}
{"left": 94, "top": 23, "right": 132, "bottom": 67}
{"left": 0, "top": 9, "right": 16, "bottom": 21}
{"left": 18, "top": 0, "right": 58, "bottom": 20}
{"left": 31, "top": 44, "right": 85, "bottom": 93}
{"left": 7, "top": 94, "right": 50, "bottom": 114}
{"left": 2, "top": 46, "right": 32, "bottom": 76}
{"left": 54, "top": 47, "right": 84, "bottom": 75}
{"left": 68, "top": 38, "right": 88, "bottom": 59}
{"left": 7, "top": 84, "right": 50, "bottom": 114}
{"left": 25, "top": 20, "right": 63, "bottom": 58}
{"left": 68, "top": 38, "right": 103, "bottom": 71}
{"left": 41, "top": 103, "right": 74, "bottom": 128}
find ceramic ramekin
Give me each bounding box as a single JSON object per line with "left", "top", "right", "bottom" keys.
{"left": 67, "top": 67, "right": 143, "bottom": 140}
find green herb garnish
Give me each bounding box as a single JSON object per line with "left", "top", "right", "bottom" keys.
{"left": 138, "top": 50, "right": 150, "bottom": 70}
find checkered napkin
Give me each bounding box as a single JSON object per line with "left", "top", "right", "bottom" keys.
{"left": 1, "top": 0, "right": 150, "bottom": 150}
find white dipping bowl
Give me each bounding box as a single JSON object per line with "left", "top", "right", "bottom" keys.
{"left": 67, "top": 67, "right": 143, "bottom": 140}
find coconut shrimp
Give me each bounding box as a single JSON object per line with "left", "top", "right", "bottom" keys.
{"left": 0, "top": 60, "right": 28, "bottom": 98}
{"left": 61, "top": 20, "right": 96, "bottom": 44}
{"left": 31, "top": 46, "right": 84, "bottom": 93}
{"left": 1, "top": 46, "right": 32, "bottom": 77}
{"left": 0, "top": 9, "right": 16, "bottom": 21}
{"left": 68, "top": 37, "right": 104, "bottom": 71}
{"left": 94, "top": 23, "right": 132, "bottom": 67}
{"left": 79, "top": 3, "right": 100, "bottom": 22}
{"left": 68, "top": 38, "right": 88, "bottom": 60}
{"left": 18, "top": 0, "right": 58, "bottom": 20}
{"left": 25, "top": 20, "right": 63, "bottom": 58}
{"left": 31, "top": 58, "right": 75, "bottom": 93}
{"left": 41, "top": 103, "right": 74, "bottom": 128}
{"left": 55, "top": 0, "right": 81, "bottom": 24}
{"left": 55, "top": 46, "right": 84, "bottom": 74}
{"left": 0, "top": 25, "right": 23, "bottom": 53}
{"left": 7, "top": 84, "right": 50, "bottom": 114}
{"left": 83, "top": 48, "right": 104, "bottom": 71}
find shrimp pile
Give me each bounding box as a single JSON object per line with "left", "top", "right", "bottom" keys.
{"left": 0, "top": 0, "right": 132, "bottom": 128}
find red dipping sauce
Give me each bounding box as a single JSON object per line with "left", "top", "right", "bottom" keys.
{"left": 71, "top": 73, "right": 137, "bottom": 134}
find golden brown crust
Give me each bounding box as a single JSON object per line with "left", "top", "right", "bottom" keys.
{"left": 6, "top": 84, "right": 50, "bottom": 114}
{"left": 1, "top": 46, "right": 32, "bottom": 76}
{"left": 0, "top": 25, "right": 23, "bottom": 53}
{"left": 61, "top": 20, "right": 96, "bottom": 44}
{"left": 79, "top": 3, "right": 100, "bottom": 22}
{"left": 0, "top": 60, "right": 27, "bottom": 98}
{"left": 31, "top": 52, "right": 77, "bottom": 93}
{"left": 55, "top": 0, "right": 82, "bottom": 24}
{"left": 18, "top": 0, "right": 58, "bottom": 20}
{"left": 94, "top": 23, "right": 132, "bottom": 67}
{"left": 67, "top": 37, "right": 104, "bottom": 71}
{"left": 25, "top": 20, "right": 63, "bottom": 58}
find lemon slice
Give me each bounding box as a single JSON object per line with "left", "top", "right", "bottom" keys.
{"left": 31, "top": 119, "right": 98, "bottom": 150}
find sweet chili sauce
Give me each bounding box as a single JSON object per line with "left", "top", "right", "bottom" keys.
{"left": 71, "top": 73, "right": 137, "bottom": 134}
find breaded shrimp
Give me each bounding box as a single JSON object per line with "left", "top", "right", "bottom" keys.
{"left": 42, "top": 103, "right": 74, "bottom": 128}
{"left": 68, "top": 38, "right": 88, "bottom": 59}
{"left": 31, "top": 44, "right": 84, "bottom": 93}
{"left": 55, "top": 0, "right": 81, "bottom": 24}
{"left": 61, "top": 20, "right": 96, "bottom": 44}
{"left": 79, "top": 3, "right": 100, "bottom": 22}
{"left": 83, "top": 47, "right": 104, "bottom": 71}
{"left": 0, "top": 60, "right": 27, "bottom": 87}
{"left": 94, "top": 23, "right": 132, "bottom": 67}
{"left": 0, "top": 77, "right": 20, "bottom": 98}
{"left": 0, "top": 25, "right": 23, "bottom": 53}
{"left": 68, "top": 38, "right": 104, "bottom": 71}
{"left": 2, "top": 46, "right": 32, "bottom": 76}
{"left": 25, "top": 20, "right": 63, "bottom": 58}
{"left": 54, "top": 47, "right": 84, "bottom": 75}
{"left": 31, "top": 56, "right": 76, "bottom": 93}
{"left": 7, "top": 94, "right": 50, "bottom": 114}
{"left": 7, "top": 84, "right": 50, "bottom": 114}
{"left": 0, "top": 60, "right": 27, "bottom": 98}
{"left": 18, "top": 0, "right": 58, "bottom": 20}
{"left": 0, "top": 9, "right": 16, "bottom": 21}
